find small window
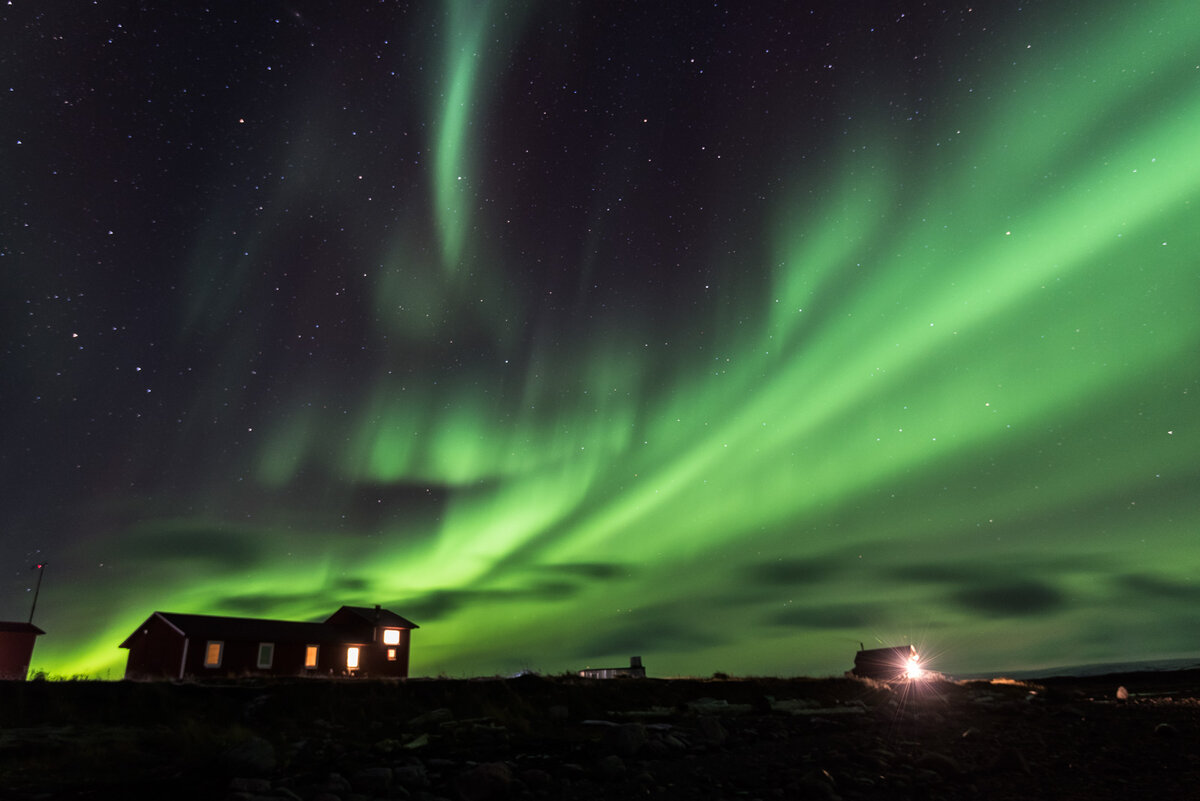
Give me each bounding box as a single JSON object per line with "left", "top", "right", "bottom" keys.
{"left": 382, "top": 628, "right": 401, "bottom": 645}
{"left": 347, "top": 646, "right": 360, "bottom": 669}
{"left": 387, "top": 648, "right": 397, "bottom": 661}
{"left": 304, "top": 645, "right": 319, "bottom": 669}
{"left": 204, "top": 641, "right": 223, "bottom": 668}
{"left": 257, "top": 642, "right": 274, "bottom": 669}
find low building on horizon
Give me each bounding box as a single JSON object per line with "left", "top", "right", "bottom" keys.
{"left": 0, "top": 621, "right": 45, "bottom": 681}
{"left": 578, "top": 655, "right": 646, "bottom": 679}
{"left": 850, "top": 644, "right": 919, "bottom": 680}
{"left": 119, "top": 605, "right": 418, "bottom": 680}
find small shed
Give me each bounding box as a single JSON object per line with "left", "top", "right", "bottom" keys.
{"left": 120, "top": 605, "right": 417, "bottom": 680}
{"left": 0, "top": 621, "right": 45, "bottom": 681}
{"left": 851, "top": 644, "right": 917, "bottom": 680}
{"left": 578, "top": 656, "right": 646, "bottom": 679}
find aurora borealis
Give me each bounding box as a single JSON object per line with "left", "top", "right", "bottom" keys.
{"left": 2, "top": 0, "right": 1198, "bottom": 679}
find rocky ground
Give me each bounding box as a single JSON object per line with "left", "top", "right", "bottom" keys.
{"left": 2, "top": 670, "right": 1199, "bottom": 800}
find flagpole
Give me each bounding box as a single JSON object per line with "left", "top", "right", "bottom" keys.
{"left": 29, "top": 563, "right": 45, "bottom": 625}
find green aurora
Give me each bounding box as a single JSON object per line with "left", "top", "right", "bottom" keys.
{"left": 2, "top": 0, "right": 1198, "bottom": 679}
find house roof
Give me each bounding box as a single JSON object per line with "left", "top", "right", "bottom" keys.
{"left": 119, "top": 607, "right": 416, "bottom": 648}
{"left": 0, "top": 621, "right": 45, "bottom": 635}
{"left": 119, "top": 612, "right": 346, "bottom": 649}
{"left": 326, "top": 605, "right": 419, "bottom": 630}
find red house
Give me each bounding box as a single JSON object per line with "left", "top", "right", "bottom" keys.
{"left": 0, "top": 621, "right": 45, "bottom": 680}
{"left": 851, "top": 644, "right": 919, "bottom": 680}
{"left": 119, "top": 605, "right": 417, "bottom": 680}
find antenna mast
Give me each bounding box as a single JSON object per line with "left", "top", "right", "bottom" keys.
{"left": 28, "top": 563, "right": 45, "bottom": 624}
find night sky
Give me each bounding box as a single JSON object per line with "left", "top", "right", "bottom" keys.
{"left": 3, "top": 1, "right": 1198, "bottom": 680}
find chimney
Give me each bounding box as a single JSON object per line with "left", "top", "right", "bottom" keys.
{"left": 630, "top": 656, "right": 642, "bottom": 668}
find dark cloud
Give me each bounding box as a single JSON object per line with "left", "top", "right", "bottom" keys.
{"left": 1113, "top": 573, "right": 1200, "bottom": 602}
{"left": 394, "top": 580, "right": 582, "bottom": 622}
{"left": 572, "top": 601, "right": 724, "bottom": 660}
{"left": 744, "top": 555, "right": 844, "bottom": 586}
{"left": 884, "top": 552, "right": 1113, "bottom": 586}
{"left": 215, "top": 593, "right": 319, "bottom": 616}
{"left": 118, "top": 521, "right": 264, "bottom": 568}
{"left": 330, "top": 576, "right": 369, "bottom": 593}
{"left": 395, "top": 563, "right": 631, "bottom": 623}
{"left": 577, "top": 620, "right": 720, "bottom": 660}
{"left": 887, "top": 563, "right": 980, "bottom": 584}
{"left": 952, "top": 580, "right": 1064, "bottom": 617}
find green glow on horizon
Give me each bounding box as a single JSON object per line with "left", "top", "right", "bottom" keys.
{"left": 28, "top": 0, "right": 1200, "bottom": 680}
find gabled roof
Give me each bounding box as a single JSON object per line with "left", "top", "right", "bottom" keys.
{"left": 119, "top": 606, "right": 418, "bottom": 649}
{"left": 326, "top": 605, "right": 419, "bottom": 630}
{"left": 120, "top": 611, "right": 359, "bottom": 649}
{"left": 0, "top": 621, "right": 45, "bottom": 635}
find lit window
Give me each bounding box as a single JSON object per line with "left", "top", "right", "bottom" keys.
{"left": 304, "top": 645, "right": 319, "bottom": 668}
{"left": 257, "top": 643, "right": 274, "bottom": 669}
{"left": 387, "top": 648, "right": 397, "bottom": 661}
{"left": 347, "top": 646, "right": 360, "bottom": 669}
{"left": 382, "top": 628, "right": 401, "bottom": 645}
{"left": 204, "top": 641, "right": 223, "bottom": 668}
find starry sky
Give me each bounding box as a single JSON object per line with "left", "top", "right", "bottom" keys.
{"left": 2, "top": 0, "right": 1198, "bottom": 680}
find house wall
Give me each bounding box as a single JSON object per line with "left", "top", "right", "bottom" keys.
{"left": 0, "top": 632, "right": 38, "bottom": 680}
{"left": 355, "top": 627, "right": 411, "bottom": 678}
{"left": 183, "top": 638, "right": 298, "bottom": 678}
{"left": 123, "top": 613, "right": 415, "bottom": 680}
{"left": 852, "top": 646, "right": 915, "bottom": 679}
{"left": 124, "top": 616, "right": 187, "bottom": 680}
{"left": 177, "top": 638, "right": 389, "bottom": 678}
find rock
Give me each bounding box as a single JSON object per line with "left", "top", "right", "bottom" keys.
{"left": 393, "top": 760, "right": 431, "bottom": 788}
{"left": 796, "top": 769, "right": 841, "bottom": 800}
{"left": 454, "top": 761, "right": 514, "bottom": 801}
{"left": 409, "top": 707, "right": 455, "bottom": 729}
{"left": 547, "top": 704, "right": 569, "bottom": 723}
{"left": 988, "top": 747, "right": 1031, "bottom": 775}
{"left": 268, "top": 788, "right": 302, "bottom": 801}
{"left": 319, "top": 772, "right": 353, "bottom": 795}
{"left": 227, "top": 776, "right": 272, "bottom": 794}
{"left": 519, "top": 767, "right": 552, "bottom": 791}
{"left": 912, "top": 768, "right": 943, "bottom": 784}
{"left": 219, "top": 736, "right": 277, "bottom": 777}
{"left": 695, "top": 716, "right": 728, "bottom": 746}
{"left": 915, "top": 751, "right": 963, "bottom": 776}
{"left": 373, "top": 737, "right": 404, "bottom": 754}
{"left": 687, "top": 697, "right": 753, "bottom": 714}
{"left": 1116, "top": 686, "right": 1129, "bottom": 701}
{"left": 603, "top": 722, "right": 647, "bottom": 756}
{"left": 595, "top": 754, "right": 626, "bottom": 779}
{"left": 404, "top": 732, "right": 431, "bottom": 749}
{"left": 1154, "top": 722, "right": 1180, "bottom": 736}
{"left": 772, "top": 698, "right": 821, "bottom": 714}
{"left": 662, "top": 733, "right": 688, "bottom": 750}
{"left": 352, "top": 765, "right": 393, "bottom": 794}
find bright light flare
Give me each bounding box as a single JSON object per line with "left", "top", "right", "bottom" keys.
{"left": 904, "top": 654, "right": 925, "bottom": 680}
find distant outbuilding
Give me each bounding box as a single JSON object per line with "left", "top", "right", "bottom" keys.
{"left": 851, "top": 644, "right": 920, "bottom": 680}
{"left": 0, "top": 621, "right": 45, "bottom": 681}
{"left": 119, "top": 605, "right": 418, "bottom": 680}
{"left": 579, "top": 655, "right": 646, "bottom": 679}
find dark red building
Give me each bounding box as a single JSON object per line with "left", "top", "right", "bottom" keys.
{"left": 0, "top": 621, "right": 45, "bottom": 680}
{"left": 851, "top": 644, "right": 919, "bottom": 680}
{"left": 119, "top": 605, "right": 417, "bottom": 680}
